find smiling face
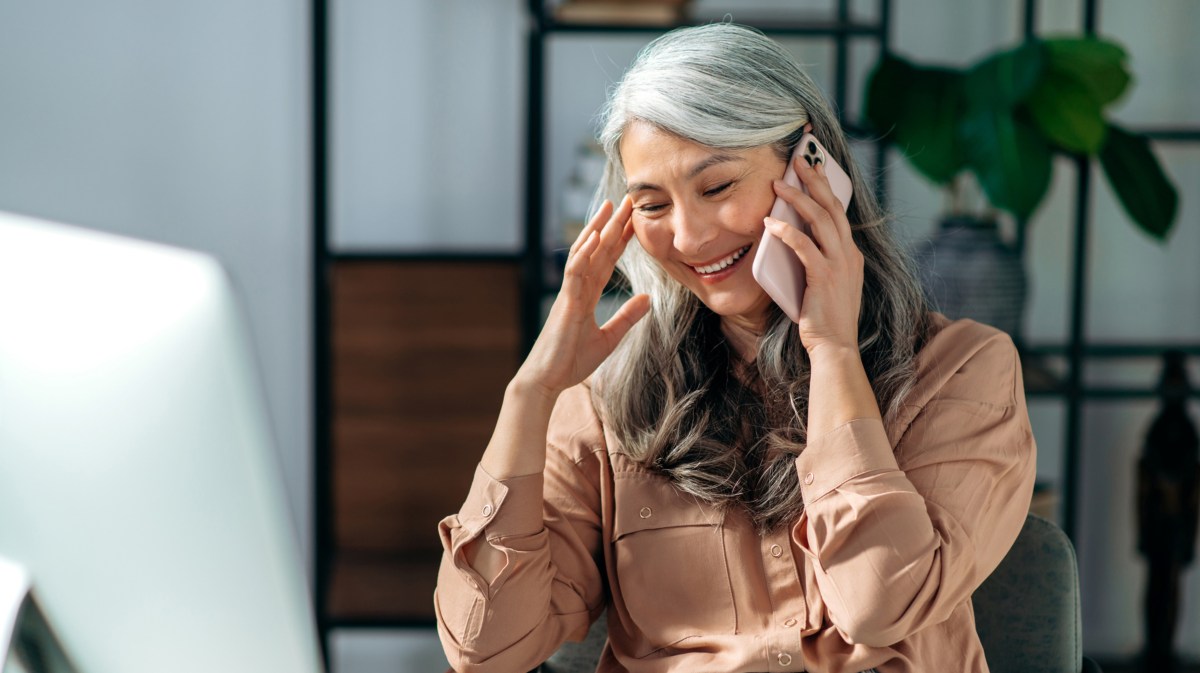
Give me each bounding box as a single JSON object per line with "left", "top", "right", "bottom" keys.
{"left": 621, "top": 121, "right": 786, "bottom": 329}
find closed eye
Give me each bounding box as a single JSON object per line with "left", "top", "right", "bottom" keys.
{"left": 704, "top": 181, "right": 733, "bottom": 197}
{"left": 636, "top": 203, "right": 667, "bottom": 214}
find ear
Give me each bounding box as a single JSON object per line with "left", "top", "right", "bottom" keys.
{"left": 802, "top": 122, "right": 813, "bottom": 134}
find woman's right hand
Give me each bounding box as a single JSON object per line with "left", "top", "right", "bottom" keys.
{"left": 515, "top": 195, "right": 651, "bottom": 400}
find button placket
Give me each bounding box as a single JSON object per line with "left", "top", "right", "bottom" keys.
{"left": 760, "top": 528, "right": 806, "bottom": 671}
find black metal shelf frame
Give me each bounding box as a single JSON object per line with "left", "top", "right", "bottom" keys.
{"left": 311, "top": 0, "right": 331, "bottom": 665}
{"left": 309, "top": 0, "right": 1198, "bottom": 651}
{"left": 1020, "top": 0, "right": 1200, "bottom": 543}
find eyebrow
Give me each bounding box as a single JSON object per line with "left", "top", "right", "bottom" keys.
{"left": 625, "top": 152, "right": 744, "bottom": 193}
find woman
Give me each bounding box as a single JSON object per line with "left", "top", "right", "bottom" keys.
{"left": 435, "top": 23, "right": 1035, "bottom": 673}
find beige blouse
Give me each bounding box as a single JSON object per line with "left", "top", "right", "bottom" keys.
{"left": 435, "top": 313, "right": 1037, "bottom": 673}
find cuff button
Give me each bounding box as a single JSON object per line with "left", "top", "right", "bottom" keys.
{"left": 803, "top": 472, "right": 814, "bottom": 485}
{"left": 482, "top": 504, "right": 494, "bottom": 517}
{"left": 639, "top": 506, "right": 653, "bottom": 519}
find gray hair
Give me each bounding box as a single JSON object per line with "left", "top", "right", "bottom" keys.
{"left": 590, "top": 23, "right": 934, "bottom": 533}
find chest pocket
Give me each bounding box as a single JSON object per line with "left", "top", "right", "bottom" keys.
{"left": 611, "top": 474, "right": 736, "bottom": 657}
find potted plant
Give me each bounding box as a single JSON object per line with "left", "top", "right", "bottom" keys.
{"left": 863, "top": 37, "right": 1179, "bottom": 342}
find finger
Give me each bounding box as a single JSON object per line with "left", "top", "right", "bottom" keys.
{"left": 621, "top": 217, "right": 636, "bottom": 243}
{"left": 597, "top": 195, "right": 633, "bottom": 255}
{"left": 773, "top": 178, "right": 839, "bottom": 254}
{"left": 797, "top": 158, "right": 853, "bottom": 242}
{"left": 565, "top": 231, "right": 600, "bottom": 278}
{"left": 764, "top": 216, "right": 826, "bottom": 273}
{"left": 598, "top": 293, "right": 651, "bottom": 352}
{"left": 570, "top": 200, "right": 613, "bottom": 257}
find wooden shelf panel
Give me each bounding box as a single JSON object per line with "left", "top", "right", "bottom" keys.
{"left": 328, "top": 260, "right": 521, "bottom": 619}
{"left": 327, "top": 553, "right": 441, "bottom": 623}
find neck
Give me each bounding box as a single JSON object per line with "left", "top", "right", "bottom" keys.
{"left": 721, "top": 314, "right": 765, "bottom": 363}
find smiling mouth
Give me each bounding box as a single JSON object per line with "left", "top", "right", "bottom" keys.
{"left": 689, "top": 244, "right": 752, "bottom": 276}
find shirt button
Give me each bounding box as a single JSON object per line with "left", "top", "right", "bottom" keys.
{"left": 482, "top": 504, "right": 493, "bottom": 517}
{"left": 803, "top": 472, "right": 814, "bottom": 485}
{"left": 770, "top": 544, "right": 783, "bottom": 558}
{"left": 639, "top": 506, "right": 653, "bottom": 519}
{"left": 783, "top": 618, "right": 797, "bottom": 627}
{"left": 778, "top": 652, "right": 793, "bottom": 666}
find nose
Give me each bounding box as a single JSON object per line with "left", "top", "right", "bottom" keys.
{"left": 669, "top": 203, "right": 720, "bottom": 260}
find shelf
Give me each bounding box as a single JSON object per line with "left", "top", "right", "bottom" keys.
{"left": 1024, "top": 343, "right": 1200, "bottom": 358}
{"left": 326, "top": 553, "right": 440, "bottom": 626}
{"left": 315, "top": 0, "right": 1200, "bottom": 656}
{"left": 539, "top": 18, "right": 886, "bottom": 37}
{"left": 329, "top": 251, "right": 522, "bottom": 263}
{"left": 1138, "top": 126, "right": 1200, "bottom": 142}
{"left": 326, "top": 260, "right": 521, "bottom": 624}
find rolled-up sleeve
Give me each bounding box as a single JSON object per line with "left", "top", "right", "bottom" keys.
{"left": 792, "top": 332, "right": 1036, "bottom": 648}
{"left": 435, "top": 385, "right": 607, "bottom": 673}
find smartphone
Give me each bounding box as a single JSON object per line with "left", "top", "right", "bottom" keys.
{"left": 751, "top": 133, "right": 854, "bottom": 323}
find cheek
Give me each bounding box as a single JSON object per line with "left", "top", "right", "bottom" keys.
{"left": 632, "top": 219, "right": 674, "bottom": 259}
{"left": 720, "top": 192, "right": 773, "bottom": 236}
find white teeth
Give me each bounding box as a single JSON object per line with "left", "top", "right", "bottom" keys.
{"left": 692, "top": 245, "right": 750, "bottom": 275}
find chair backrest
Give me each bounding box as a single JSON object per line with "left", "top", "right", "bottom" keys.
{"left": 973, "top": 513, "right": 1083, "bottom": 673}
{"left": 538, "top": 513, "right": 1085, "bottom": 673}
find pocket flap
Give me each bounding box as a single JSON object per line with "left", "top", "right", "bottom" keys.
{"left": 612, "top": 473, "right": 723, "bottom": 540}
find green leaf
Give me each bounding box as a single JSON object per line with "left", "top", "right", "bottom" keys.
{"left": 1025, "top": 67, "right": 1108, "bottom": 153}
{"left": 965, "top": 41, "right": 1045, "bottom": 107}
{"left": 961, "top": 108, "right": 1053, "bottom": 220}
{"left": 959, "top": 42, "right": 1051, "bottom": 219}
{"left": 863, "top": 56, "right": 913, "bottom": 138}
{"left": 1042, "top": 37, "right": 1131, "bottom": 107}
{"left": 864, "top": 56, "right": 967, "bottom": 185}
{"left": 1099, "top": 124, "right": 1179, "bottom": 241}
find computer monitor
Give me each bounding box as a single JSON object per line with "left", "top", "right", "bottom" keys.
{"left": 0, "top": 210, "right": 324, "bottom": 673}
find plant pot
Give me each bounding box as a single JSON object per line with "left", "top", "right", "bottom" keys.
{"left": 912, "top": 215, "right": 1028, "bottom": 339}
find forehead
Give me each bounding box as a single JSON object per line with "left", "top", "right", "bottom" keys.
{"left": 620, "top": 122, "right": 776, "bottom": 186}
{"left": 620, "top": 123, "right": 706, "bottom": 172}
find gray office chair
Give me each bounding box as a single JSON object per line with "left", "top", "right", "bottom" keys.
{"left": 537, "top": 513, "right": 1101, "bottom": 673}
{"left": 973, "top": 513, "right": 1102, "bottom": 673}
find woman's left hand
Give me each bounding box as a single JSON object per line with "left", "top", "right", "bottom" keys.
{"left": 763, "top": 155, "right": 865, "bottom": 357}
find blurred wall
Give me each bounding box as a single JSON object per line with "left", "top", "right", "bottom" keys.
{"left": 0, "top": 0, "right": 311, "bottom": 563}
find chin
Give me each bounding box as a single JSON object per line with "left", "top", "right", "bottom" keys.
{"left": 690, "top": 282, "right": 772, "bottom": 321}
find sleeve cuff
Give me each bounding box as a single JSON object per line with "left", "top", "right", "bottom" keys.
{"left": 457, "top": 463, "right": 546, "bottom": 541}
{"left": 795, "top": 417, "right": 899, "bottom": 504}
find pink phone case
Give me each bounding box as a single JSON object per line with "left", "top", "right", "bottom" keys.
{"left": 751, "top": 133, "right": 854, "bottom": 323}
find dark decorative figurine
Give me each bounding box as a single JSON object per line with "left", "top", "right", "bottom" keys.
{"left": 1137, "top": 350, "right": 1199, "bottom": 673}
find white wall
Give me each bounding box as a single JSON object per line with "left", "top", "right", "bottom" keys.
{"left": 0, "top": 0, "right": 311, "bottom": 565}
{"left": 331, "top": 0, "right": 524, "bottom": 251}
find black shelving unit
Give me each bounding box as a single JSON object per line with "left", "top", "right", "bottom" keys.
{"left": 1018, "top": 0, "right": 1200, "bottom": 544}
{"left": 309, "top": 0, "right": 1197, "bottom": 664}
{"left": 308, "top": 1, "right": 893, "bottom": 657}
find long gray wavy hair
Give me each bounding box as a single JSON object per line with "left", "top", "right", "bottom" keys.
{"left": 590, "top": 23, "right": 935, "bottom": 533}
